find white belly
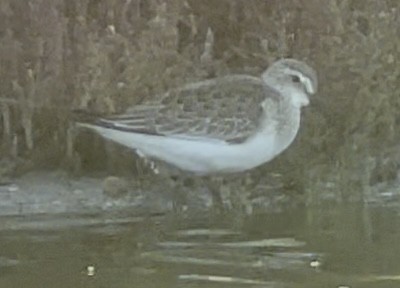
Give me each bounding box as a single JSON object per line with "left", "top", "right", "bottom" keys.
{"left": 83, "top": 124, "right": 283, "bottom": 175}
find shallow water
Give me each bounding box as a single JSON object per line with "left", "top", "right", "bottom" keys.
{"left": 1, "top": 204, "right": 400, "bottom": 288}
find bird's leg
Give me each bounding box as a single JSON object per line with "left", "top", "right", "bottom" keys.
{"left": 204, "top": 176, "right": 225, "bottom": 211}
{"left": 226, "top": 173, "right": 254, "bottom": 215}
{"left": 136, "top": 156, "right": 188, "bottom": 213}
{"left": 170, "top": 175, "right": 188, "bottom": 213}
{"left": 208, "top": 174, "right": 254, "bottom": 215}
{"left": 170, "top": 172, "right": 229, "bottom": 213}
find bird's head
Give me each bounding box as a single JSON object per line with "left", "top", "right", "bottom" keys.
{"left": 262, "top": 59, "right": 318, "bottom": 107}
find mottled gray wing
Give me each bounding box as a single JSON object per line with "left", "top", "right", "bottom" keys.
{"left": 97, "top": 75, "right": 280, "bottom": 143}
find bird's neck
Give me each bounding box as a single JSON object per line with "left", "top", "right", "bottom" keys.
{"left": 273, "top": 101, "right": 302, "bottom": 155}
{"left": 283, "top": 87, "right": 310, "bottom": 107}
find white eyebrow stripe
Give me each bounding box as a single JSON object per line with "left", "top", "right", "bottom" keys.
{"left": 287, "top": 69, "right": 315, "bottom": 94}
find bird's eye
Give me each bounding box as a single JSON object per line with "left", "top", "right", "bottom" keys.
{"left": 291, "top": 75, "right": 301, "bottom": 83}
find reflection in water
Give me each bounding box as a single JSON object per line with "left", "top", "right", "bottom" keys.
{"left": 0, "top": 204, "right": 400, "bottom": 288}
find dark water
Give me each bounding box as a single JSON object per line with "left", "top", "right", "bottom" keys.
{"left": 1, "top": 204, "right": 400, "bottom": 288}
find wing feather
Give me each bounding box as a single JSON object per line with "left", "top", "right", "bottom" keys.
{"left": 96, "top": 75, "right": 280, "bottom": 143}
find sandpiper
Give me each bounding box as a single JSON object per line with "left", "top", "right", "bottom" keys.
{"left": 77, "top": 58, "right": 317, "bottom": 208}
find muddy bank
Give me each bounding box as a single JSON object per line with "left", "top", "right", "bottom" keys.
{"left": 0, "top": 171, "right": 166, "bottom": 218}
{"left": 1, "top": 170, "right": 399, "bottom": 223}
